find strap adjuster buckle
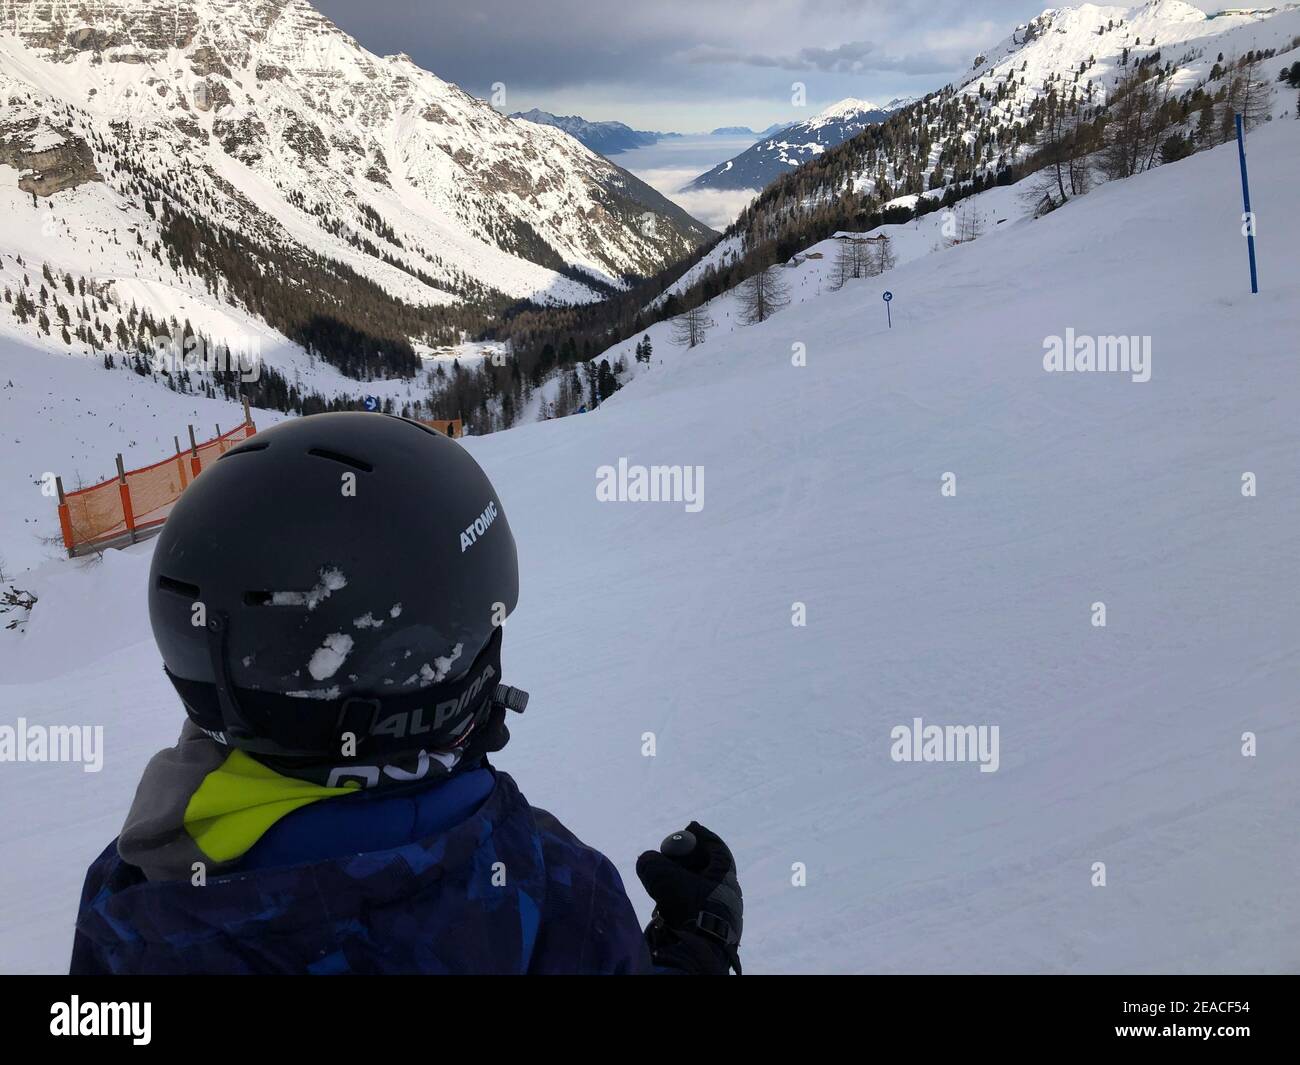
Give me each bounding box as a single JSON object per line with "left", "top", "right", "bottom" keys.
{"left": 693, "top": 910, "right": 735, "bottom": 946}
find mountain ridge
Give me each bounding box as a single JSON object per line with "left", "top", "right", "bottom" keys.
{"left": 685, "top": 97, "right": 904, "bottom": 192}
{"left": 509, "top": 107, "right": 679, "bottom": 155}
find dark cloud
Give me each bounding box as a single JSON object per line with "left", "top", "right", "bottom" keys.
{"left": 685, "top": 39, "right": 958, "bottom": 77}
{"left": 309, "top": 0, "right": 1060, "bottom": 127}
{"left": 314, "top": 0, "right": 689, "bottom": 92}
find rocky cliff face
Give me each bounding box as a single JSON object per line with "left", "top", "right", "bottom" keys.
{"left": 0, "top": 116, "right": 102, "bottom": 196}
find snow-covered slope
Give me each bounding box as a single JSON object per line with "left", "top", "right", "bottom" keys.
{"left": 1, "top": 116, "right": 1296, "bottom": 973}
{"left": 0, "top": 0, "right": 711, "bottom": 330}
{"left": 640, "top": 183, "right": 1029, "bottom": 317}
{"left": 969, "top": 1, "right": 1259, "bottom": 90}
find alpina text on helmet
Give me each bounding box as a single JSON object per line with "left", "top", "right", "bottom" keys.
{"left": 371, "top": 662, "right": 498, "bottom": 740}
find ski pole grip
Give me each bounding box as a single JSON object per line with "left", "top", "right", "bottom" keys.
{"left": 660, "top": 829, "right": 708, "bottom": 872}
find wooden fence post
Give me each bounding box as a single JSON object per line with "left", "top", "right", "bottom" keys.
{"left": 243, "top": 395, "right": 256, "bottom": 435}
{"left": 188, "top": 425, "right": 201, "bottom": 478}
{"left": 175, "top": 434, "right": 188, "bottom": 488}
{"left": 116, "top": 454, "right": 137, "bottom": 543}
{"left": 56, "top": 476, "right": 75, "bottom": 557}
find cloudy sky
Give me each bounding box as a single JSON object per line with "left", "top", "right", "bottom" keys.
{"left": 313, "top": 1, "right": 1213, "bottom": 132}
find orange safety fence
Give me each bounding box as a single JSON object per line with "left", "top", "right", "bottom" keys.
{"left": 58, "top": 421, "right": 256, "bottom": 557}
{"left": 419, "top": 418, "right": 462, "bottom": 438}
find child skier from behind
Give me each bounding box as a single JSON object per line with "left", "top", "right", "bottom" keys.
{"left": 70, "top": 412, "right": 741, "bottom": 975}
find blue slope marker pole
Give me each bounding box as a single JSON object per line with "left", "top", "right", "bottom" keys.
{"left": 1235, "top": 114, "right": 1258, "bottom": 295}
{"left": 883, "top": 289, "right": 893, "bottom": 328}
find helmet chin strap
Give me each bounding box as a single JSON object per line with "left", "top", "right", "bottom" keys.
{"left": 204, "top": 610, "right": 259, "bottom": 746}
{"left": 202, "top": 609, "right": 331, "bottom": 758}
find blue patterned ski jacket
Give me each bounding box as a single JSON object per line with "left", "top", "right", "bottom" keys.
{"left": 70, "top": 769, "right": 654, "bottom": 975}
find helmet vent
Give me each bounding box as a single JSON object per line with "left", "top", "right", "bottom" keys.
{"left": 157, "top": 575, "right": 200, "bottom": 599}
{"left": 219, "top": 441, "right": 269, "bottom": 460}
{"left": 308, "top": 447, "right": 373, "bottom": 473}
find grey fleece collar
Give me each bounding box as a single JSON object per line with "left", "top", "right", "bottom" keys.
{"left": 117, "top": 721, "right": 230, "bottom": 882}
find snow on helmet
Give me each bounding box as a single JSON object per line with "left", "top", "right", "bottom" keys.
{"left": 147, "top": 412, "right": 521, "bottom": 774}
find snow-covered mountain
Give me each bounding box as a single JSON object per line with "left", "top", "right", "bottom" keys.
{"left": 845, "top": 1, "right": 1298, "bottom": 202}
{"left": 688, "top": 2, "right": 1297, "bottom": 206}
{"left": 686, "top": 97, "right": 901, "bottom": 191}
{"left": 509, "top": 108, "right": 677, "bottom": 155}
{"left": 0, "top": 0, "right": 711, "bottom": 362}
{"left": 953, "top": 1, "right": 1297, "bottom": 114}
{"left": 691, "top": 0, "right": 1299, "bottom": 278}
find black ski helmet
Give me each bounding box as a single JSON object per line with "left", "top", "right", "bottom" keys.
{"left": 148, "top": 412, "right": 521, "bottom": 769}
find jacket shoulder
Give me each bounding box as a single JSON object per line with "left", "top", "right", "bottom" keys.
{"left": 510, "top": 786, "right": 650, "bottom": 975}
{"left": 70, "top": 839, "right": 139, "bottom": 974}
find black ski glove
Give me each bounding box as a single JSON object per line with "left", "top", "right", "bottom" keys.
{"left": 636, "top": 822, "right": 743, "bottom": 975}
